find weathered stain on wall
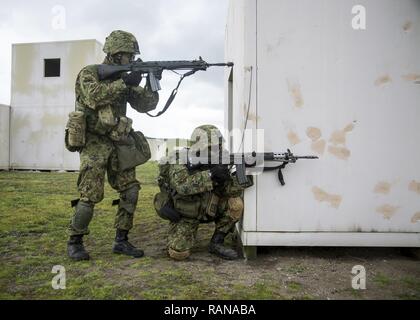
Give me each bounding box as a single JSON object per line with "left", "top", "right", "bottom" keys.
{"left": 247, "top": 112, "right": 261, "bottom": 122}
{"left": 311, "top": 139, "right": 326, "bottom": 155}
{"left": 402, "top": 74, "right": 420, "bottom": 82}
{"left": 287, "top": 130, "right": 301, "bottom": 145}
{"left": 329, "top": 123, "right": 354, "bottom": 146}
{"left": 11, "top": 113, "right": 31, "bottom": 133}
{"left": 312, "top": 186, "right": 342, "bottom": 209}
{"left": 411, "top": 212, "right": 420, "bottom": 223}
{"left": 408, "top": 180, "right": 420, "bottom": 195}
{"left": 374, "top": 181, "right": 391, "bottom": 194}
{"left": 374, "top": 74, "right": 392, "bottom": 86}
{"left": 327, "top": 123, "right": 354, "bottom": 160}
{"left": 328, "top": 145, "right": 351, "bottom": 160}
{"left": 376, "top": 204, "right": 399, "bottom": 220}
{"left": 67, "top": 40, "right": 101, "bottom": 87}
{"left": 305, "top": 127, "right": 325, "bottom": 155}
{"left": 287, "top": 80, "right": 304, "bottom": 108}
{"left": 403, "top": 21, "right": 412, "bottom": 32}
{"left": 306, "top": 127, "right": 322, "bottom": 141}
{"left": 13, "top": 45, "right": 37, "bottom": 95}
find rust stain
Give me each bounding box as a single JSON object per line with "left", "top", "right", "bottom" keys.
{"left": 329, "top": 130, "right": 346, "bottom": 145}
{"left": 376, "top": 204, "right": 399, "bottom": 220}
{"left": 312, "top": 186, "right": 342, "bottom": 209}
{"left": 403, "top": 21, "right": 412, "bottom": 31}
{"left": 311, "top": 139, "right": 326, "bottom": 155}
{"left": 374, "top": 181, "right": 391, "bottom": 195}
{"left": 287, "top": 81, "right": 304, "bottom": 108}
{"left": 411, "top": 212, "right": 420, "bottom": 223}
{"left": 343, "top": 123, "right": 355, "bottom": 132}
{"left": 408, "top": 180, "right": 420, "bottom": 195}
{"left": 328, "top": 146, "right": 351, "bottom": 160}
{"left": 247, "top": 112, "right": 261, "bottom": 122}
{"left": 402, "top": 74, "right": 420, "bottom": 82}
{"left": 329, "top": 123, "right": 354, "bottom": 146}
{"left": 306, "top": 127, "right": 322, "bottom": 141}
{"left": 374, "top": 75, "right": 391, "bottom": 86}
{"left": 287, "top": 131, "right": 301, "bottom": 146}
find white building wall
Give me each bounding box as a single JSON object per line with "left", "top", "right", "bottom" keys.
{"left": 226, "top": 0, "right": 420, "bottom": 247}
{"left": 147, "top": 138, "right": 167, "bottom": 161}
{"left": 0, "top": 104, "right": 10, "bottom": 169}
{"left": 10, "top": 39, "right": 103, "bottom": 170}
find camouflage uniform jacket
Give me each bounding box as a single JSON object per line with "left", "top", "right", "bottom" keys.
{"left": 163, "top": 150, "right": 250, "bottom": 220}
{"left": 75, "top": 63, "right": 159, "bottom": 135}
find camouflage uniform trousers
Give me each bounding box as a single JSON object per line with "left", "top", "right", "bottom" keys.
{"left": 69, "top": 132, "right": 140, "bottom": 236}
{"left": 167, "top": 197, "right": 239, "bottom": 253}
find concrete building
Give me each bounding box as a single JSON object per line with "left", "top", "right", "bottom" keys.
{"left": 225, "top": 0, "right": 420, "bottom": 257}
{"left": 0, "top": 104, "right": 10, "bottom": 170}
{"left": 9, "top": 39, "right": 103, "bottom": 170}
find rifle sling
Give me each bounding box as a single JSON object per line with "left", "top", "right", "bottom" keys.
{"left": 263, "top": 163, "right": 288, "bottom": 186}
{"left": 146, "top": 70, "right": 197, "bottom": 118}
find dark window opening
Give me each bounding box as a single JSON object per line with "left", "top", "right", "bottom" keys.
{"left": 44, "top": 58, "right": 61, "bottom": 77}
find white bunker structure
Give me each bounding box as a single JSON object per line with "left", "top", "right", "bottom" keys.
{"left": 225, "top": 0, "right": 420, "bottom": 257}
{"left": 8, "top": 39, "right": 103, "bottom": 170}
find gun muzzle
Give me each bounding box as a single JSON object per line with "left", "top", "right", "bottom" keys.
{"left": 207, "top": 62, "right": 234, "bottom": 67}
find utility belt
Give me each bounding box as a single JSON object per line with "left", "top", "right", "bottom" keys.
{"left": 65, "top": 105, "right": 151, "bottom": 171}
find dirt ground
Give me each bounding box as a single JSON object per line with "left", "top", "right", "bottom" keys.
{"left": 0, "top": 164, "right": 419, "bottom": 300}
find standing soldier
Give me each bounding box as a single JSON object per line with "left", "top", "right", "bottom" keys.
{"left": 154, "top": 125, "right": 253, "bottom": 260}
{"left": 66, "top": 30, "right": 159, "bottom": 261}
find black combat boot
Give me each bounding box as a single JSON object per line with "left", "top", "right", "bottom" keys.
{"left": 67, "top": 235, "right": 90, "bottom": 261}
{"left": 208, "top": 231, "right": 239, "bottom": 260}
{"left": 112, "top": 229, "right": 144, "bottom": 258}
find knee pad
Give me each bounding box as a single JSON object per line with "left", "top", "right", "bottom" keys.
{"left": 227, "top": 197, "right": 244, "bottom": 221}
{"left": 72, "top": 200, "right": 94, "bottom": 232}
{"left": 119, "top": 184, "right": 140, "bottom": 214}
{"left": 168, "top": 247, "right": 191, "bottom": 261}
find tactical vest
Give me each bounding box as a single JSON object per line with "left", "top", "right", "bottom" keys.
{"left": 75, "top": 64, "right": 129, "bottom": 136}
{"left": 154, "top": 151, "right": 218, "bottom": 221}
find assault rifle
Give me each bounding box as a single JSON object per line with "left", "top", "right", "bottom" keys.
{"left": 187, "top": 149, "right": 318, "bottom": 186}
{"left": 98, "top": 57, "right": 233, "bottom": 92}
{"left": 97, "top": 57, "right": 233, "bottom": 117}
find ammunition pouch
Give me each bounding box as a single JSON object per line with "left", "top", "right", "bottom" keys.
{"left": 205, "top": 193, "right": 219, "bottom": 218}
{"left": 153, "top": 191, "right": 181, "bottom": 223}
{"left": 114, "top": 131, "right": 151, "bottom": 171}
{"left": 94, "top": 105, "right": 118, "bottom": 135}
{"left": 171, "top": 192, "right": 220, "bottom": 220}
{"left": 109, "top": 116, "right": 133, "bottom": 142}
{"left": 172, "top": 195, "right": 200, "bottom": 219}
{"left": 65, "top": 111, "right": 86, "bottom": 152}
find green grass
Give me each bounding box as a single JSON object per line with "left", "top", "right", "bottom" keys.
{"left": 0, "top": 162, "right": 288, "bottom": 300}
{"left": 373, "top": 273, "right": 392, "bottom": 287}
{"left": 1, "top": 162, "right": 419, "bottom": 300}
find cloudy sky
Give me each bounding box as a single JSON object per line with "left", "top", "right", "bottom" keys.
{"left": 0, "top": 0, "right": 230, "bottom": 138}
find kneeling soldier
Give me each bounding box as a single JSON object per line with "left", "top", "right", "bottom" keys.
{"left": 154, "top": 125, "right": 253, "bottom": 260}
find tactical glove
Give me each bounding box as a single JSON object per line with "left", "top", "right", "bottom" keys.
{"left": 210, "top": 165, "right": 230, "bottom": 185}
{"left": 121, "top": 71, "right": 142, "bottom": 87}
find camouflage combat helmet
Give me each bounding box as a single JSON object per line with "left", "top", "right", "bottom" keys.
{"left": 103, "top": 30, "right": 140, "bottom": 55}
{"left": 189, "top": 124, "right": 225, "bottom": 151}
